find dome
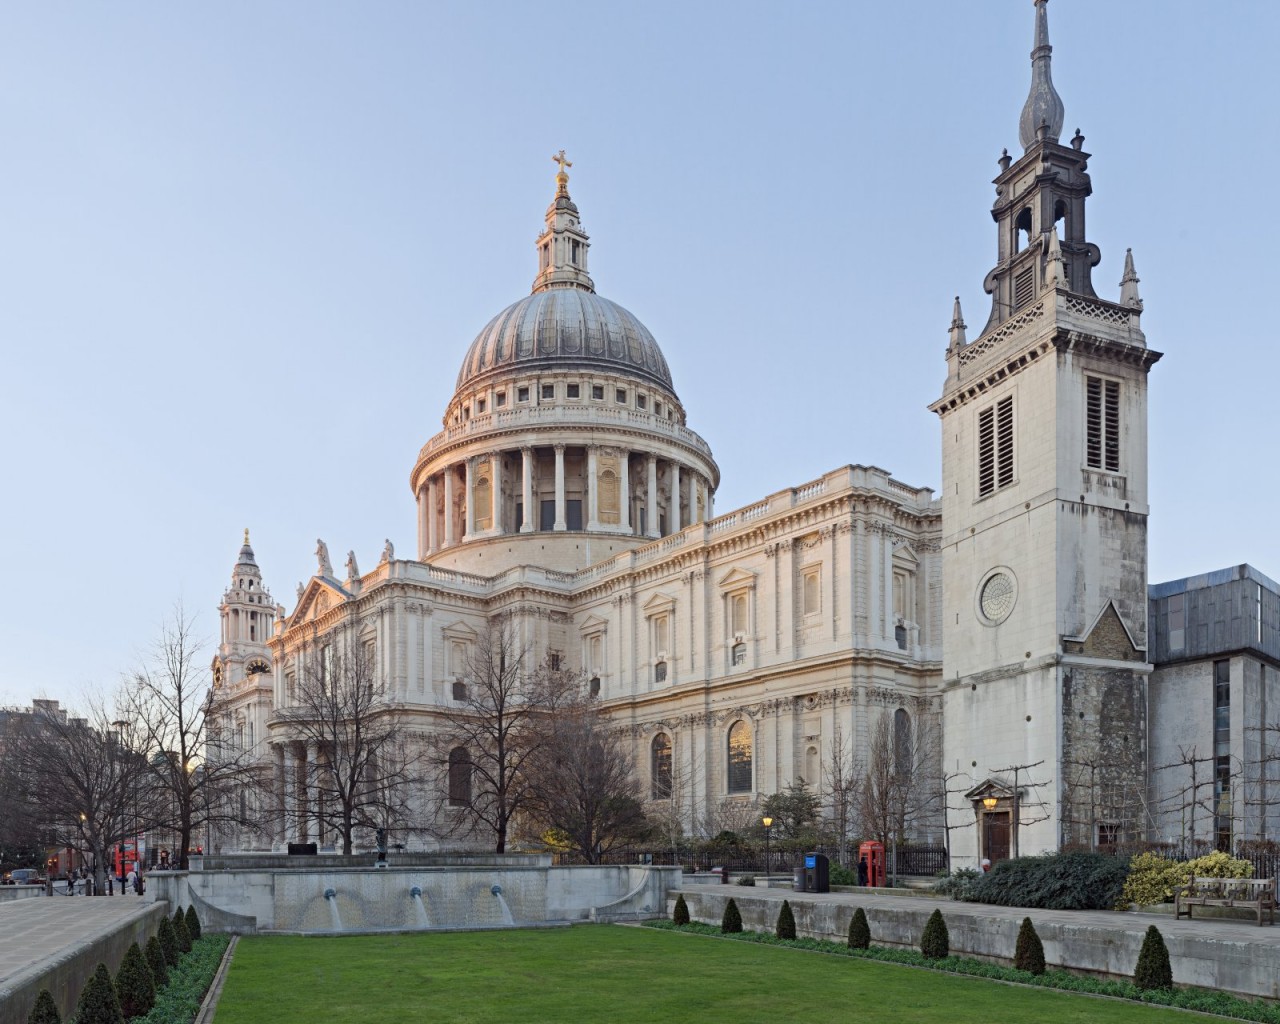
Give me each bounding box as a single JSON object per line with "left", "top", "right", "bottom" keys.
{"left": 455, "top": 288, "right": 675, "bottom": 395}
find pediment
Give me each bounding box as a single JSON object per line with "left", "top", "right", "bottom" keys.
{"left": 440, "top": 618, "right": 479, "bottom": 641}
{"left": 717, "top": 567, "right": 758, "bottom": 590}
{"left": 1062, "top": 600, "right": 1144, "bottom": 660}
{"left": 892, "top": 543, "right": 920, "bottom": 567}
{"left": 643, "top": 592, "right": 677, "bottom": 616}
{"left": 964, "top": 777, "right": 1014, "bottom": 802}
{"left": 578, "top": 613, "right": 610, "bottom": 634}
{"left": 292, "top": 578, "right": 351, "bottom": 624}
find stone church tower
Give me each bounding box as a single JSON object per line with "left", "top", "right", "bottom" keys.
{"left": 932, "top": 0, "right": 1161, "bottom": 863}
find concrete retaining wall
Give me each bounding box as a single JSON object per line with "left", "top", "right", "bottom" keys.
{"left": 673, "top": 890, "right": 1280, "bottom": 1002}
{"left": 0, "top": 902, "right": 169, "bottom": 1024}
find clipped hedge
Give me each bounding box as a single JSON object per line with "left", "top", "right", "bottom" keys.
{"left": 847, "top": 907, "right": 870, "bottom": 950}
{"left": 964, "top": 851, "right": 1127, "bottom": 910}
{"left": 921, "top": 909, "right": 949, "bottom": 960}
{"left": 145, "top": 936, "right": 169, "bottom": 990}
{"left": 115, "top": 941, "right": 156, "bottom": 1019}
{"left": 26, "top": 989, "right": 61, "bottom": 1024}
{"left": 1013, "top": 917, "right": 1045, "bottom": 976}
{"left": 184, "top": 906, "right": 202, "bottom": 942}
{"left": 74, "top": 963, "right": 123, "bottom": 1024}
{"left": 672, "top": 894, "right": 690, "bottom": 926}
{"left": 721, "top": 898, "right": 743, "bottom": 934}
{"left": 776, "top": 900, "right": 796, "bottom": 941}
{"left": 172, "top": 910, "right": 193, "bottom": 954}
{"left": 1135, "top": 925, "right": 1173, "bottom": 991}
{"left": 136, "top": 933, "right": 230, "bottom": 1024}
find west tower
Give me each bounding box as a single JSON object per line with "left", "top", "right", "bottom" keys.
{"left": 932, "top": 0, "right": 1161, "bottom": 863}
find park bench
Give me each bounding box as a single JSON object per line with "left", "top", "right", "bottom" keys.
{"left": 1174, "top": 875, "right": 1276, "bottom": 926}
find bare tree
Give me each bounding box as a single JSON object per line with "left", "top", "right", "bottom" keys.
{"left": 523, "top": 680, "right": 650, "bottom": 863}
{"left": 857, "top": 711, "right": 943, "bottom": 846}
{"left": 986, "top": 759, "right": 1051, "bottom": 859}
{"left": 433, "top": 620, "right": 567, "bottom": 853}
{"left": 123, "top": 610, "right": 263, "bottom": 868}
{"left": 822, "top": 722, "right": 863, "bottom": 865}
{"left": 278, "top": 640, "right": 423, "bottom": 855}
{"left": 2, "top": 698, "right": 148, "bottom": 894}
{"left": 647, "top": 733, "right": 697, "bottom": 865}
{"left": 1152, "top": 745, "right": 1222, "bottom": 855}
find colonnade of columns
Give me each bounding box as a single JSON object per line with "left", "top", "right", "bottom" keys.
{"left": 417, "top": 444, "right": 714, "bottom": 557}
{"left": 274, "top": 740, "right": 329, "bottom": 848}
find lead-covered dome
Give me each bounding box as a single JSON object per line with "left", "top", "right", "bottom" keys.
{"left": 455, "top": 288, "right": 674, "bottom": 394}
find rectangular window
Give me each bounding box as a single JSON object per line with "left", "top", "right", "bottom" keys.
{"left": 802, "top": 569, "right": 821, "bottom": 616}
{"left": 517, "top": 386, "right": 530, "bottom": 402}
{"left": 566, "top": 499, "right": 583, "bottom": 531}
{"left": 539, "top": 500, "right": 556, "bottom": 531}
{"left": 655, "top": 402, "right": 662, "bottom": 416}
{"left": 476, "top": 399, "right": 485, "bottom": 414}
{"left": 592, "top": 384, "right": 604, "bottom": 400}
{"left": 548, "top": 652, "right": 561, "bottom": 672}
{"left": 567, "top": 383, "right": 580, "bottom": 399}
{"left": 1014, "top": 265, "right": 1035, "bottom": 310}
{"left": 977, "top": 396, "right": 1015, "bottom": 497}
{"left": 1086, "top": 376, "right": 1121, "bottom": 472}
{"left": 541, "top": 384, "right": 555, "bottom": 400}
{"left": 495, "top": 392, "right": 506, "bottom": 407}
{"left": 616, "top": 388, "right": 627, "bottom": 404}
{"left": 637, "top": 394, "right": 647, "bottom": 410}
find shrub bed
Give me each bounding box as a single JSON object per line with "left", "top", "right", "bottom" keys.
{"left": 1120, "top": 850, "right": 1253, "bottom": 909}
{"left": 963, "top": 851, "right": 1127, "bottom": 910}
{"left": 648, "top": 919, "right": 1280, "bottom": 1023}
{"left": 135, "top": 933, "right": 230, "bottom": 1024}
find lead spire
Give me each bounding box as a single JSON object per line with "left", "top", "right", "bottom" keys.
{"left": 1018, "top": 0, "right": 1065, "bottom": 151}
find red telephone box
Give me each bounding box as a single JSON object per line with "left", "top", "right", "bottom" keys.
{"left": 858, "top": 840, "right": 886, "bottom": 888}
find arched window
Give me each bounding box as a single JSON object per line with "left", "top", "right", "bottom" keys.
{"left": 727, "top": 721, "right": 753, "bottom": 795}
{"left": 448, "top": 747, "right": 472, "bottom": 807}
{"left": 894, "top": 708, "right": 912, "bottom": 776}
{"left": 651, "top": 733, "right": 672, "bottom": 799}
{"left": 1015, "top": 207, "right": 1033, "bottom": 251}
{"left": 474, "top": 477, "right": 492, "bottom": 531}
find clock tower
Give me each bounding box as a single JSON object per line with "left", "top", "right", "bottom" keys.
{"left": 931, "top": 0, "right": 1161, "bottom": 864}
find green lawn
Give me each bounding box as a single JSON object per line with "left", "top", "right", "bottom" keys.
{"left": 212, "top": 925, "right": 1207, "bottom": 1024}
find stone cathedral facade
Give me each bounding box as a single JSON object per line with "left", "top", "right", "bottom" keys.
{"left": 210, "top": 1, "right": 1191, "bottom": 866}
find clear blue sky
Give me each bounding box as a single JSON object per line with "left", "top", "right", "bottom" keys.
{"left": 1, "top": 1, "right": 1274, "bottom": 709}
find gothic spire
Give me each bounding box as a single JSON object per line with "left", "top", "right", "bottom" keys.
{"left": 532, "top": 151, "right": 595, "bottom": 294}
{"left": 948, "top": 296, "right": 967, "bottom": 349}
{"left": 1018, "top": 0, "right": 1065, "bottom": 151}
{"left": 1120, "top": 248, "right": 1143, "bottom": 309}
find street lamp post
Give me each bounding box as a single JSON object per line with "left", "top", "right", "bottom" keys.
{"left": 762, "top": 816, "right": 773, "bottom": 877}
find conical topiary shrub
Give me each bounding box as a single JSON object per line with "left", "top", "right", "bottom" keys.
{"left": 721, "top": 897, "right": 743, "bottom": 933}
{"left": 1134, "top": 924, "right": 1173, "bottom": 991}
{"left": 26, "top": 989, "right": 61, "bottom": 1024}
{"left": 847, "top": 907, "right": 870, "bottom": 950}
{"left": 145, "top": 936, "right": 168, "bottom": 990}
{"left": 184, "top": 905, "right": 202, "bottom": 941}
{"left": 157, "top": 917, "right": 180, "bottom": 968}
{"left": 172, "top": 909, "right": 192, "bottom": 954}
{"left": 672, "top": 893, "right": 690, "bottom": 926}
{"left": 74, "top": 963, "right": 123, "bottom": 1024}
{"left": 920, "top": 908, "right": 950, "bottom": 960}
{"left": 1014, "top": 917, "right": 1045, "bottom": 975}
{"left": 776, "top": 899, "right": 796, "bottom": 940}
{"left": 114, "top": 941, "right": 156, "bottom": 1020}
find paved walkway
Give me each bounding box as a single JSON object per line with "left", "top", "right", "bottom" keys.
{"left": 0, "top": 896, "right": 153, "bottom": 992}
{"left": 678, "top": 878, "right": 1280, "bottom": 949}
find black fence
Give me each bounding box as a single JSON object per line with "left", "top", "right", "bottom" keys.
{"left": 564, "top": 843, "right": 949, "bottom": 879}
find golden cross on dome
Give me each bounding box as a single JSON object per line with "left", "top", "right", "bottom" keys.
{"left": 552, "top": 150, "right": 572, "bottom": 174}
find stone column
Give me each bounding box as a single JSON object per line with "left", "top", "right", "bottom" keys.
{"left": 427, "top": 476, "right": 438, "bottom": 554}
{"left": 553, "top": 444, "right": 567, "bottom": 531}
{"left": 274, "top": 744, "right": 287, "bottom": 849}
{"left": 444, "top": 467, "right": 456, "bottom": 547}
{"left": 416, "top": 485, "right": 427, "bottom": 559}
{"left": 491, "top": 451, "right": 503, "bottom": 535}
{"left": 305, "top": 742, "right": 320, "bottom": 846}
{"left": 671, "top": 463, "right": 682, "bottom": 533}
{"left": 619, "top": 452, "right": 632, "bottom": 533}
{"left": 520, "top": 447, "right": 535, "bottom": 533}
{"left": 464, "top": 458, "right": 476, "bottom": 539}
{"left": 587, "top": 445, "right": 600, "bottom": 531}
{"left": 646, "top": 455, "right": 659, "bottom": 538}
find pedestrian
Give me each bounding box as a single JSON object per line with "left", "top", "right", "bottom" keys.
{"left": 857, "top": 857, "right": 868, "bottom": 887}
{"left": 65, "top": 873, "right": 74, "bottom": 895}
{"left": 126, "top": 865, "right": 137, "bottom": 895}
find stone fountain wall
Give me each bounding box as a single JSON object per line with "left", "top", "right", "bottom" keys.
{"left": 149, "top": 858, "right": 677, "bottom": 934}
